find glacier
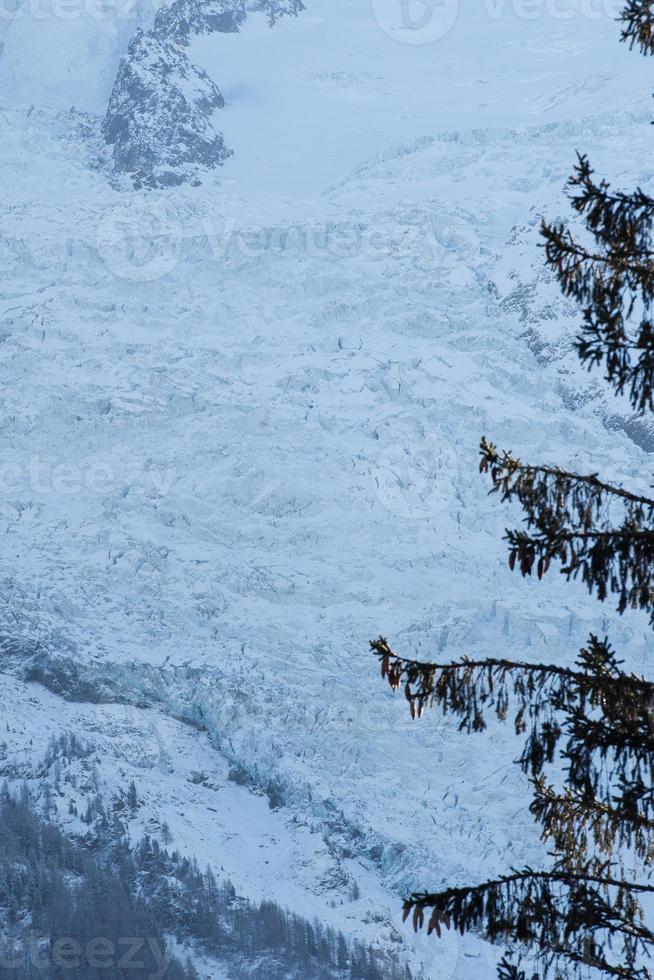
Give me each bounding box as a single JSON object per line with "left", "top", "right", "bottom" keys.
{"left": 1, "top": 1, "right": 654, "bottom": 976}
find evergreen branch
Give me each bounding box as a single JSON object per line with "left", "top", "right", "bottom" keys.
{"left": 480, "top": 437, "right": 654, "bottom": 514}
{"left": 531, "top": 778, "right": 654, "bottom": 868}
{"left": 621, "top": 0, "right": 654, "bottom": 56}
{"left": 540, "top": 222, "right": 654, "bottom": 279}
{"left": 480, "top": 438, "right": 654, "bottom": 621}
{"left": 373, "top": 635, "right": 588, "bottom": 688}
{"left": 371, "top": 636, "right": 654, "bottom": 720}
{"left": 541, "top": 154, "right": 654, "bottom": 411}
{"left": 539, "top": 944, "right": 652, "bottom": 980}
{"left": 505, "top": 527, "right": 654, "bottom": 619}
{"left": 372, "top": 634, "right": 654, "bottom": 812}
{"left": 566, "top": 154, "right": 654, "bottom": 257}
{"left": 404, "top": 869, "right": 654, "bottom": 979}
{"left": 374, "top": 10, "right": 654, "bottom": 978}
{"left": 576, "top": 314, "right": 654, "bottom": 415}
{"left": 407, "top": 868, "right": 654, "bottom": 905}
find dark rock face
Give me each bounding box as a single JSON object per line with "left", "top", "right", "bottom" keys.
{"left": 103, "top": 0, "right": 304, "bottom": 187}
{"left": 155, "top": 0, "right": 247, "bottom": 46}
{"left": 248, "top": 0, "right": 304, "bottom": 25}
{"left": 103, "top": 29, "right": 230, "bottom": 187}
{"left": 605, "top": 413, "right": 654, "bottom": 454}
{"left": 153, "top": 0, "right": 304, "bottom": 44}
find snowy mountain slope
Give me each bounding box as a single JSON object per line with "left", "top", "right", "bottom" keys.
{"left": 2, "top": 2, "right": 654, "bottom": 977}
{"left": 0, "top": 673, "right": 446, "bottom": 977}
{"left": 190, "top": 1, "right": 653, "bottom": 195}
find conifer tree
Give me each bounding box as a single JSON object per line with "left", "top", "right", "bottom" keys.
{"left": 373, "top": 4, "right": 654, "bottom": 977}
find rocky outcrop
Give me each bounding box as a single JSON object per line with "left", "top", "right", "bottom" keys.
{"left": 248, "top": 0, "right": 304, "bottom": 25}
{"left": 103, "top": 29, "right": 230, "bottom": 187}
{"left": 103, "top": 0, "right": 304, "bottom": 187}
{"left": 154, "top": 0, "right": 246, "bottom": 46}
{"left": 154, "top": 0, "right": 304, "bottom": 41}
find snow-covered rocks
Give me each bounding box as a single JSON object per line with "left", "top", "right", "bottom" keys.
{"left": 154, "top": 0, "right": 246, "bottom": 46}
{"left": 103, "top": 0, "right": 304, "bottom": 186}
{"left": 102, "top": 28, "right": 230, "bottom": 187}
{"left": 247, "top": 0, "right": 304, "bottom": 25}
{"left": 153, "top": 0, "right": 303, "bottom": 45}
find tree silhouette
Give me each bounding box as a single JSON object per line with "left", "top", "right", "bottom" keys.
{"left": 373, "top": 4, "right": 654, "bottom": 977}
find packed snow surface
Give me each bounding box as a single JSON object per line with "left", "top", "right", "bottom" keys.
{"left": 1, "top": 1, "right": 654, "bottom": 976}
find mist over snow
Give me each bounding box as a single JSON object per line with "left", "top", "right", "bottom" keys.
{"left": 1, "top": 1, "right": 654, "bottom": 977}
